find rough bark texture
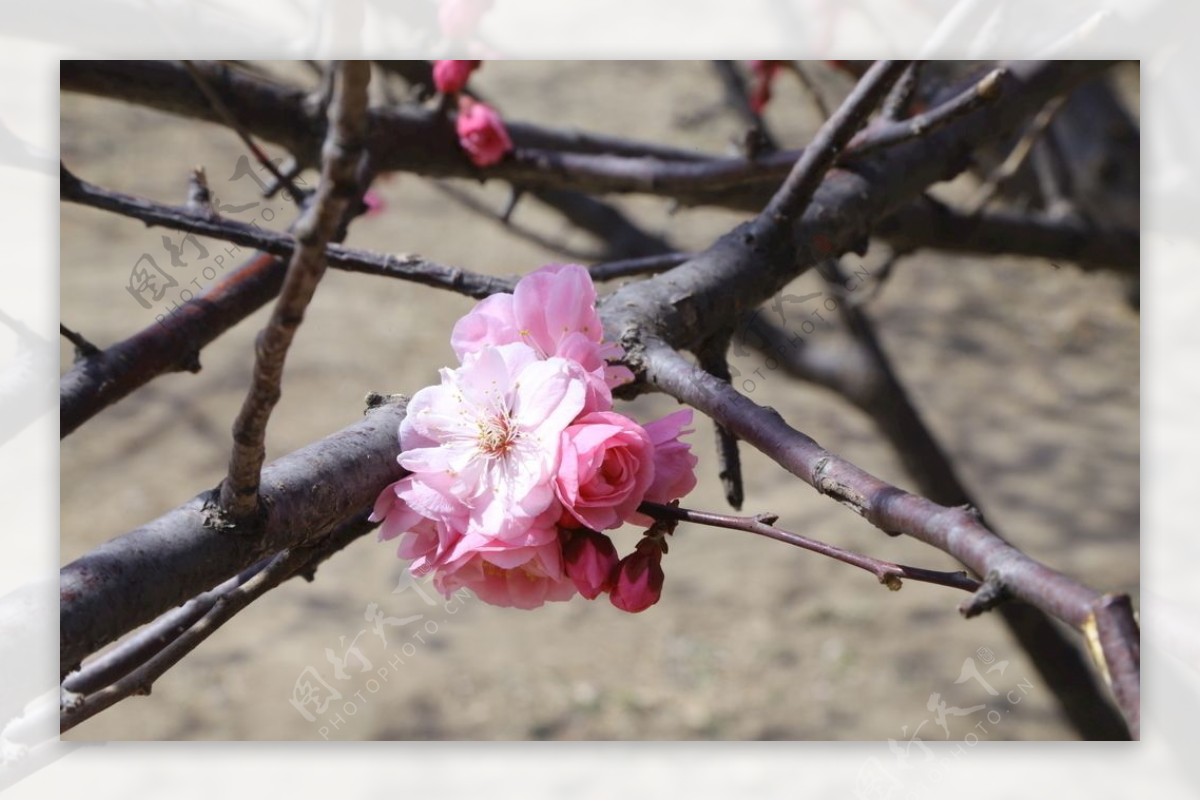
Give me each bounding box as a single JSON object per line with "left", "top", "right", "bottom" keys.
{"left": 60, "top": 398, "right": 407, "bottom": 676}
{"left": 58, "top": 59, "right": 1138, "bottom": 738}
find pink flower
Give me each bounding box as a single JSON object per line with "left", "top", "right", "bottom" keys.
{"left": 450, "top": 264, "right": 634, "bottom": 406}
{"left": 399, "top": 342, "right": 587, "bottom": 541}
{"left": 555, "top": 411, "right": 655, "bottom": 531}
{"left": 610, "top": 540, "right": 665, "bottom": 613}
{"left": 433, "top": 60, "right": 480, "bottom": 95}
{"left": 455, "top": 98, "right": 513, "bottom": 167}
{"left": 562, "top": 529, "right": 620, "bottom": 600}
{"left": 373, "top": 260, "right": 695, "bottom": 613}
{"left": 434, "top": 538, "right": 577, "bottom": 609}
{"left": 642, "top": 409, "right": 699, "bottom": 504}
{"left": 370, "top": 476, "right": 462, "bottom": 570}
{"left": 438, "top": 0, "right": 493, "bottom": 40}
{"left": 623, "top": 409, "right": 698, "bottom": 528}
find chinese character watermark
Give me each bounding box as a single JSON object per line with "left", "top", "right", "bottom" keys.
{"left": 855, "top": 646, "right": 1035, "bottom": 799}
{"left": 287, "top": 568, "right": 473, "bottom": 739}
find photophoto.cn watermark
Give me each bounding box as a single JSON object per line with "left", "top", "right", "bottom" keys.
{"left": 121, "top": 155, "right": 307, "bottom": 324}
{"left": 854, "top": 646, "right": 1035, "bottom": 799}
{"left": 287, "top": 568, "right": 472, "bottom": 740}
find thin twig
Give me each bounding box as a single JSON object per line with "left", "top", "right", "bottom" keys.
{"left": 848, "top": 68, "right": 1007, "bottom": 158}
{"left": 58, "top": 171, "right": 513, "bottom": 438}
{"left": 643, "top": 339, "right": 1098, "bottom": 625}
{"left": 61, "top": 551, "right": 294, "bottom": 731}
{"left": 964, "top": 93, "right": 1069, "bottom": 214}
{"left": 880, "top": 61, "right": 923, "bottom": 121}
{"left": 641, "top": 340, "right": 1140, "bottom": 734}
{"left": 761, "top": 60, "right": 908, "bottom": 225}
{"left": 59, "top": 324, "right": 99, "bottom": 359}
{"left": 219, "top": 61, "right": 371, "bottom": 521}
{"left": 60, "top": 398, "right": 409, "bottom": 676}
{"left": 430, "top": 181, "right": 605, "bottom": 262}
{"left": 710, "top": 61, "right": 778, "bottom": 152}
{"left": 588, "top": 252, "right": 691, "bottom": 282}
{"left": 640, "top": 501, "right": 979, "bottom": 592}
{"left": 743, "top": 277, "right": 1133, "bottom": 740}
{"left": 60, "top": 516, "right": 376, "bottom": 733}
{"left": 59, "top": 60, "right": 1134, "bottom": 736}
{"left": 181, "top": 60, "right": 307, "bottom": 207}
{"left": 60, "top": 166, "right": 514, "bottom": 302}
{"left": 875, "top": 194, "right": 1138, "bottom": 274}
{"left": 64, "top": 59, "right": 1121, "bottom": 226}
{"left": 61, "top": 556, "right": 274, "bottom": 695}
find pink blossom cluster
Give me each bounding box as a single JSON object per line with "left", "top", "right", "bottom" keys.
{"left": 371, "top": 264, "right": 697, "bottom": 612}
{"left": 431, "top": 60, "right": 514, "bottom": 168}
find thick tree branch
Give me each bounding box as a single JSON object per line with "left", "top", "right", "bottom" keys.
{"left": 875, "top": 195, "right": 1139, "bottom": 275}
{"left": 180, "top": 59, "right": 307, "bottom": 207}
{"left": 640, "top": 340, "right": 1139, "bottom": 737}
{"left": 60, "top": 60, "right": 708, "bottom": 174}
{"left": 61, "top": 250, "right": 281, "bottom": 438}
{"left": 60, "top": 514, "right": 376, "bottom": 733}
{"left": 60, "top": 397, "right": 408, "bottom": 676}
{"left": 62, "top": 556, "right": 275, "bottom": 696}
{"left": 746, "top": 258, "right": 1132, "bottom": 739}
{"left": 60, "top": 168, "right": 512, "bottom": 301}
{"left": 640, "top": 501, "right": 979, "bottom": 593}
{"left": 220, "top": 61, "right": 372, "bottom": 521}
{"left": 847, "top": 67, "right": 1006, "bottom": 157}
{"left": 763, "top": 60, "right": 908, "bottom": 224}
{"left": 600, "top": 61, "right": 1111, "bottom": 360}
{"left": 62, "top": 60, "right": 1136, "bottom": 276}
{"left": 59, "top": 60, "right": 1137, "bottom": 738}
{"left": 58, "top": 172, "right": 513, "bottom": 438}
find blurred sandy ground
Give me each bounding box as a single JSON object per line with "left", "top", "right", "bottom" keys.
{"left": 59, "top": 61, "right": 1138, "bottom": 741}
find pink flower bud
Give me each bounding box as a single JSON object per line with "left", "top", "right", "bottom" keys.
{"left": 563, "top": 529, "right": 620, "bottom": 600}
{"left": 433, "top": 60, "right": 481, "bottom": 95}
{"left": 748, "top": 60, "right": 784, "bottom": 115}
{"left": 455, "top": 98, "right": 513, "bottom": 168}
{"left": 609, "top": 540, "right": 665, "bottom": 613}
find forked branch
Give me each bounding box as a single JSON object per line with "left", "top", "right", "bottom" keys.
{"left": 219, "top": 60, "right": 371, "bottom": 521}
{"left": 639, "top": 340, "right": 1139, "bottom": 737}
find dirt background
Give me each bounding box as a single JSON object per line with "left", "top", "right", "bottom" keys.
{"left": 60, "top": 61, "right": 1139, "bottom": 741}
